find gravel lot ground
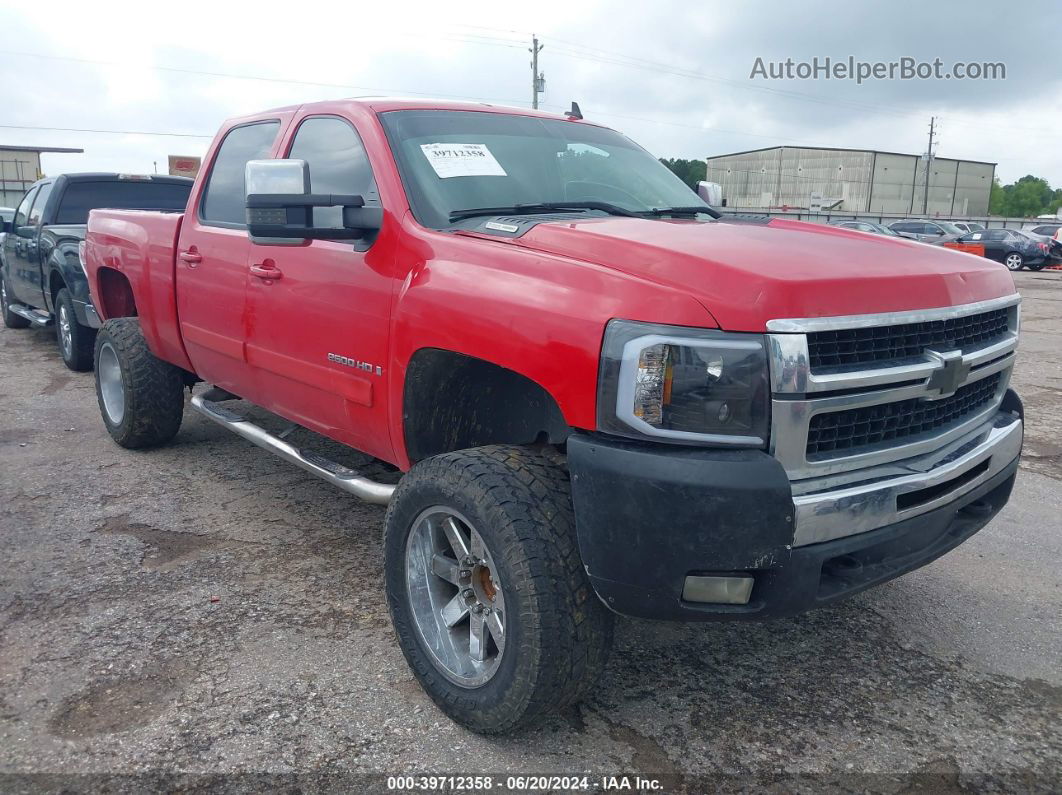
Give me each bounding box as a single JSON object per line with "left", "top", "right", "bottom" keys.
{"left": 1, "top": 271, "right": 1059, "bottom": 793}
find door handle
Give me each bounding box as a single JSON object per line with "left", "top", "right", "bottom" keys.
{"left": 179, "top": 250, "right": 202, "bottom": 265}
{"left": 250, "top": 261, "right": 282, "bottom": 281}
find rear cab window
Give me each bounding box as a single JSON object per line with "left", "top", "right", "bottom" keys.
{"left": 54, "top": 180, "right": 191, "bottom": 225}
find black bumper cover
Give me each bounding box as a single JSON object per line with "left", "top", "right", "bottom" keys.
{"left": 567, "top": 409, "right": 1020, "bottom": 622}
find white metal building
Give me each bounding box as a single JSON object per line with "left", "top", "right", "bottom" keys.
{"left": 0, "top": 145, "right": 84, "bottom": 207}
{"left": 705, "top": 146, "right": 995, "bottom": 216}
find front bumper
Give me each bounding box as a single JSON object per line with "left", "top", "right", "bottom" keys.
{"left": 567, "top": 392, "right": 1022, "bottom": 621}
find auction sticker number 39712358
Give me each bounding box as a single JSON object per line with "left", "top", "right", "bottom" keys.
{"left": 419, "top": 142, "right": 508, "bottom": 178}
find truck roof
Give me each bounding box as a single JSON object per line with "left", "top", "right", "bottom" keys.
{"left": 244, "top": 97, "right": 607, "bottom": 127}
{"left": 45, "top": 173, "right": 194, "bottom": 185}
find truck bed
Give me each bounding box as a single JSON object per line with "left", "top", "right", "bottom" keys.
{"left": 83, "top": 209, "right": 193, "bottom": 371}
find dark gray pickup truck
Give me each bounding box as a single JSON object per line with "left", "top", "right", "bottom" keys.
{"left": 0, "top": 173, "right": 191, "bottom": 370}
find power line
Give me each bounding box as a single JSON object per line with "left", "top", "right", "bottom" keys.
{"left": 0, "top": 123, "right": 211, "bottom": 138}
{"left": 536, "top": 36, "right": 1061, "bottom": 139}
{"left": 0, "top": 49, "right": 531, "bottom": 107}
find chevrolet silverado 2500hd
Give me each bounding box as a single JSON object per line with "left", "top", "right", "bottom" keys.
{"left": 1, "top": 173, "right": 192, "bottom": 370}
{"left": 82, "top": 99, "right": 1023, "bottom": 734}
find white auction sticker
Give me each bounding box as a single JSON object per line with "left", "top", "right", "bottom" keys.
{"left": 420, "top": 143, "right": 508, "bottom": 178}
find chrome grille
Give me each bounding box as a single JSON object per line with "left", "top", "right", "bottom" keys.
{"left": 807, "top": 307, "right": 1009, "bottom": 370}
{"left": 806, "top": 372, "right": 1002, "bottom": 457}
{"left": 766, "top": 295, "right": 1020, "bottom": 481}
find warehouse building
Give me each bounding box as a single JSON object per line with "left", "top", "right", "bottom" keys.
{"left": 705, "top": 146, "right": 995, "bottom": 216}
{"left": 0, "top": 145, "right": 84, "bottom": 207}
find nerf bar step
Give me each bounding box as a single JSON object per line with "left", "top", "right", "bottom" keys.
{"left": 190, "top": 394, "right": 396, "bottom": 505}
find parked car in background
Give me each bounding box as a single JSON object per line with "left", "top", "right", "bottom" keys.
{"left": 889, "top": 219, "right": 967, "bottom": 242}
{"left": 1026, "top": 222, "right": 1060, "bottom": 239}
{"left": 953, "top": 222, "right": 986, "bottom": 234}
{"left": 946, "top": 228, "right": 1054, "bottom": 271}
{"left": 1, "top": 173, "right": 192, "bottom": 370}
{"left": 828, "top": 220, "right": 905, "bottom": 237}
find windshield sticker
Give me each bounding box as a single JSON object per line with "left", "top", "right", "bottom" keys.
{"left": 420, "top": 143, "right": 508, "bottom": 178}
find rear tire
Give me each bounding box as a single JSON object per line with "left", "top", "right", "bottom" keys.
{"left": 1, "top": 274, "right": 30, "bottom": 329}
{"left": 384, "top": 444, "right": 613, "bottom": 734}
{"left": 56, "top": 288, "right": 96, "bottom": 371}
{"left": 94, "top": 317, "right": 185, "bottom": 448}
{"left": 1004, "top": 252, "right": 1024, "bottom": 271}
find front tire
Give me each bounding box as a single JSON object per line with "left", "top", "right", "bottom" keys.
{"left": 1, "top": 274, "right": 30, "bottom": 329}
{"left": 94, "top": 317, "right": 185, "bottom": 448}
{"left": 56, "top": 288, "right": 96, "bottom": 371}
{"left": 1004, "top": 252, "right": 1024, "bottom": 271}
{"left": 384, "top": 445, "right": 613, "bottom": 734}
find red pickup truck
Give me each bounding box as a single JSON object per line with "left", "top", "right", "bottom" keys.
{"left": 83, "top": 98, "right": 1023, "bottom": 734}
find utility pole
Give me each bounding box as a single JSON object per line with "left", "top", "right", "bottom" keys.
{"left": 530, "top": 35, "right": 544, "bottom": 109}
{"left": 922, "top": 116, "right": 936, "bottom": 215}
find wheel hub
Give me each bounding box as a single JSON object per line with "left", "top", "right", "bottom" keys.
{"left": 59, "top": 305, "right": 72, "bottom": 356}
{"left": 405, "top": 507, "right": 506, "bottom": 687}
{"left": 97, "top": 341, "right": 126, "bottom": 425}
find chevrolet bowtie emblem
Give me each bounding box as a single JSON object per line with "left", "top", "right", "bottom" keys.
{"left": 925, "top": 350, "right": 971, "bottom": 397}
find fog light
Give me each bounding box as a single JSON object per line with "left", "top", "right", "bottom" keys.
{"left": 682, "top": 574, "right": 754, "bottom": 605}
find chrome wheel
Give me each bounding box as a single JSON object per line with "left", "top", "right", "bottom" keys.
{"left": 58, "top": 303, "right": 73, "bottom": 359}
{"left": 1005, "top": 253, "right": 1024, "bottom": 271}
{"left": 405, "top": 507, "right": 506, "bottom": 687}
{"left": 97, "top": 341, "right": 125, "bottom": 425}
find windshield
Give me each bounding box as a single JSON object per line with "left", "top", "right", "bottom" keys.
{"left": 937, "top": 221, "right": 965, "bottom": 236}
{"left": 379, "top": 110, "right": 710, "bottom": 228}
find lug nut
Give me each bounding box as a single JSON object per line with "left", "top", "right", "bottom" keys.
{"left": 472, "top": 604, "right": 484, "bottom": 614}
{"left": 459, "top": 569, "right": 471, "bottom": 579}
{"left": 463, "top": 556, "right": 476, "bottom": 567}
{"left": 462, "top": 589, "right": 474, "bottom": 599}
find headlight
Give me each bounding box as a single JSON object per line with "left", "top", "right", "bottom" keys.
{"left": 597, "top": 319, "right": 770, "bottom": 447}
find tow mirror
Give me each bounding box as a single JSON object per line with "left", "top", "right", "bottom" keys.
{"left": 244, "top": 159, "right": 382, "bottom": 245}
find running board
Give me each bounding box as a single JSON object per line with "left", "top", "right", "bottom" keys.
{"left": 189, "top": 394, "right": 396, "bottom": 505}
{"left": 8, "top": 304, "right": 53, "bottom": 327}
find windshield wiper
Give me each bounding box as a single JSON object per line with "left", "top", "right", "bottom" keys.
{"left": 449, "top": 201, "right": 641, "bottom": 222}
{"left": 641, "top": 205, "right": 721, "bottom": 219}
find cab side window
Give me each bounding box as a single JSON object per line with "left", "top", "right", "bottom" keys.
{"left": 13, "top": 186, "right": 38, "bottom": 228}
{"left": 288, "top": 116, "right": 379, "bottom": 229}
{"left": 201, "top": 121, "right": 281, "bottom": 227}
{"left": 27, "top": 181, "right": 54, "bottom": 226}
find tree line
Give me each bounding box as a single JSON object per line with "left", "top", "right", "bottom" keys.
{"left": 660, "top": 157, "right": 1062, "bottom": 219}
{"left": 989, "top": 175, "right": 1062, "bottom": 219}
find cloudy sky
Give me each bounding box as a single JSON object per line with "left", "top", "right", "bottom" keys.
{"left": 1, "top": 0, "right": 1059, "bottom": 187}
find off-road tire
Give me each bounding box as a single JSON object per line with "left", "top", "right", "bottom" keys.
{"left": 1, "top": 274, "right": 30, "bottom": 329}
{"left": 56, "top": 288, "right": 96, "bottom": 371}
{"left": 94, "top": 317, "right": 184, "bottom": 448}
{"left": 384, "top": 444, "right": 614, "bottom": 734}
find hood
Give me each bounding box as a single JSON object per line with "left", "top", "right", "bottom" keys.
{"left": 482, "top": 217, "right": 1015, "bottom": 331}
